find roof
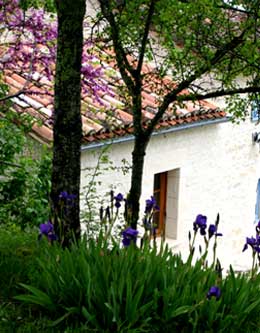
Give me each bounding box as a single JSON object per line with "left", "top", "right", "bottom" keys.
{"left": 2, "top": 49, "right": 227, "bottom": 145}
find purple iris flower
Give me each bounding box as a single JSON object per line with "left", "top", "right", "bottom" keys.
{"left": 242, "top": 236, "right": 260, "bottom": 253}
{"left": 193, "top": 214, "right": 207, "bottom": 235}
{"left": 145, "top": 196, "right": 159, "bottom": 214}
{"left": 59, "top": 191, "right": 76, "bottom": 201}
{"left": 114, "top": 193, "right": 124, "bottom": 208}
{"left": 208, "top": 224, "right": 223, "bottom": 239}
{"left": 39, "top": 221, "right": 53, "bottom": 236}
{"left": 58, "top": 191, "right": 77, "bottom": 208}
{"left": 39, "top": 221, "right": 57, "bottom": 241}
{"left": 207, "top": 286, "right": 221, "bottom": 300}
{"left": 122, "top": 227, "right": 138, "bottom": 247}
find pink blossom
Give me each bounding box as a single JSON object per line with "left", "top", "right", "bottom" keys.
{"left": 0, "top": 0, "right": 112, "bottom": 102}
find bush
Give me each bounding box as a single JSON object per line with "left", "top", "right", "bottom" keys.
{"left": 0, "top": 110, "right": 51, "bottom": 229}
{"left": 0, "top": 226, "right": 45, "bottom": 300}
{"left": 14, "top": 236, "right": 260, "bottom": 332}
{"left": 2, "top": 208, "right": 260, "bottom": 332}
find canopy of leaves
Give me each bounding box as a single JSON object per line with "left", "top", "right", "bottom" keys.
{"left": 97, "top": 0, "right": 260, "bottom": 121}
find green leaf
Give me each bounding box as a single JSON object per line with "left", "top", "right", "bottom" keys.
{"left": 81, "top": 306, "right": 96, "bottom": 323}
{"left": 15, "top": 283, "right": 55, "bottom": 311}
{"left": 244, "top": 299, "right": 260, "bottom": 314}
{"left": 50, "top": 307, "right": 79, "bottom": 327}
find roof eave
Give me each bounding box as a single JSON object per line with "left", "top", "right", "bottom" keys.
{"left": 81, "top": 116, "right": 231, "bottom": 152}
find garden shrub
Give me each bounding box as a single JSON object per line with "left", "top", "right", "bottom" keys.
{"left": 0, "top": 226, "right": 59, "bottom": 332}
{"left": 15, "top": 235, "right": 260, "bottom": 332}
{"left": 0, "top": 226, "right": 46, "bottom": 300}
{"left": 1, "top": 182, "right": 260, "bottom": 332}
{"left": 0, "top": 110, "right": 51, "bottom": 229}
{"left": 81, "top": 146, "right": 131, "bottom": 242}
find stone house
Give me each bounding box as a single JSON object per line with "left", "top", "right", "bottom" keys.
{"left": 3, "top": 44, "right": 260, "bottom": 271}
{"left": 80, "top": 103, "right": 260, "bottom": 272}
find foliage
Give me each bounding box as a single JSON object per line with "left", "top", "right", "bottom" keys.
{"left": 13, "top": 233, "right": 260, "bottom": 333}
{"left": 19, "top": 0, "right": 55, "bottom": 12}
{"left": 0, "top": 227, "right": 58, "bottom": 331}
{"left": 0, "top": 211, "right": 260, "bottom": 332}
{"left": 81, "top": 146, "right": 131, "bottom": 241}
{"left": 0, "top": 0, "right": 113, "bottom": 244}
{"left": 0, "top": 225, "right": 43, "bottom": 300}
{"left": 0, "top": 111, "right": 51, "bottom": 229}
{"left": 96, "top": 0, "right": 260, "bottom": 227}
{"left": 0, "top": 226, "right": 94, "bottom": 332}
{"left": 98, "top": 0, "right": 260, "bottom": 99}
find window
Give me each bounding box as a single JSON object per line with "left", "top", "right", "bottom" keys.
{"left": 251, "top": 99, "right": 260, "bottom": 122}
{"left": 153, "top": 172, "right": 167, "bottom": 236}
{"left": 153, "top": 168, "right": 180, "bottom": 239}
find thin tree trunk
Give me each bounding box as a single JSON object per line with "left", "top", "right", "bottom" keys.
{"left": 128, "top": 133, "right": 149, "bottom": 229}
{"left": 51, "top": 0, "right": 85, "bottom": 247}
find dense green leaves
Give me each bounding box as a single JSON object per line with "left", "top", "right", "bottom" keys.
{"left": 0, "top": 226, "right": 44, "bottom": 300}
{"left": 12, "top": 237, "right": 260, "bottom": 332}
{"left": 0, "top": 227, "right": 260, "bottom": 331}
{"left": 19, "top": 0, "right": 55, "bottom": 11}
{"left": 100, "top": 0, "right": 260, "bottom": 90}
{"left": 0, "top": 111, "right": 51, "bottom": 229}
{"left": 97, "top": 0, "right": 260, "bottom": 226}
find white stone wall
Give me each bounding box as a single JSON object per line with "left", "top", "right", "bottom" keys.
{"left": 86, "top": 0, "right": 99, "bottom": 17}
{"left": 81, "top": 117, "right": 260, "bottom": 272}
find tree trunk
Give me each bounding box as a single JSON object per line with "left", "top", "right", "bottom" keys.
{"left": 128, "top": 133, "right": 149, "bottom": 229}
{"left": 50, "top": 0, "right": 85, "bottom": 247}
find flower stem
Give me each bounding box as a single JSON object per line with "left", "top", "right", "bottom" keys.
{"left": 251, "top": 252, "right": 256, "bottom": 279}
{"left": 187, "top": 230, "right": 197, "bottom": 264}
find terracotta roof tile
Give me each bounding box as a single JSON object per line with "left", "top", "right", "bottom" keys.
{"left": 2, "top": 49, "right": 227, "bottom": 145}
{"left": 31, "top": 123, "right": 53, "bottom": 143}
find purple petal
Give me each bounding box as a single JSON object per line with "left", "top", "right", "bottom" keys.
{"left": 122, "top": 227, "right": 138, "bottom": 238}
{"left": 195, "top": 214, "right": 207, "bottom": 226}
{"left": 208, "top": 224, "right": 216, "bottom": 238}
{"left": 114, "top": 193, "right": 123, "bottom": 201}
{"left": 207, "top": 286, "right": 221, "bottom": 300}
{"left": 122, "top": 237, "right": 131, "bottom": 247}
{"left": 115, "top": 201, "right": 121, "bottom": 208}
{"left": 39, "top": 221, "right": 53, "bottom": 235}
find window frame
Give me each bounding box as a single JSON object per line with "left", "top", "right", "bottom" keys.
{"left": 153, "top": 172, "right": 167, "bottom": 236}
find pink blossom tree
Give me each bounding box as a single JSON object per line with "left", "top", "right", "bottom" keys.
{"left": 0, "top": 0, "right": 107, "bottom": 101}
{"left": 0, "top": 0, "right": 109, "bottom": 245}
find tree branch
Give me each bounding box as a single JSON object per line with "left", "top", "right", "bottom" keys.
{"left": 0, "top": 90, "right": 25, "bottom": 102}
{"left": 146, "top": 29, "right": 247, "bottom": 134}
{"left": 98, "top": 0, "right": 136, "bottom": 93}
{"left": 136, "top": 0, "right": 156, "bottom": 76}
{"left": 177, "top": 86, "right": 260, "bottom": 102}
